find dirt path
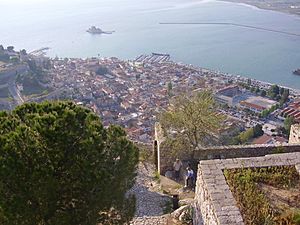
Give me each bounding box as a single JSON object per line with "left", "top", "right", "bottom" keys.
{"left": 129, "top": 162, "right": 170, "bottom": 224}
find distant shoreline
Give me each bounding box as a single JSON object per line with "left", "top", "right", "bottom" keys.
{"left": 160, "top": 22, "right": 300, "bottom": 37}
{"left": 218, "top": 0, "right": 300, "bottom": 16}
{"left": 182, "top": 62, "right": 300, "bottom": 95}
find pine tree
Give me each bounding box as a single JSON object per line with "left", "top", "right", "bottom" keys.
{"left": 0, "top": 101, "right": 138, "bottom": 225}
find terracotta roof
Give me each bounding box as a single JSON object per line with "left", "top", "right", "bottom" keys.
{"left": 252, "top": 134, "right": 273, "bottom": 145}
{"left": 274, "top": 136, "right": 288, "bottom": 144}
{"left": 217, "top": 85, "right": 238, "bottom": 93}
{"left": 282, "top": 108, "right": 293, "bottom": 114}
{"left": 240, "top": 101, "right": 265, "bottom": 111}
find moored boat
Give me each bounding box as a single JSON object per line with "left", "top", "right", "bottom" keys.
{"left": 293, "top": 69, "right": 300, "bottom": 75}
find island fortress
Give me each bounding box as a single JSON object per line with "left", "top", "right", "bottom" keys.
{"left": 153, "top": 123, "right": 300, "bottom": 224}
{"left": 86, "top": 26, "right": 115, "bottom": 34}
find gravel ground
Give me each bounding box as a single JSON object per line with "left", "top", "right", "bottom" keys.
{"left": 129, "top": 162, "right": 171, "bottom": 225}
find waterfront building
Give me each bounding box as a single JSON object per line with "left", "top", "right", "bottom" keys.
{"left": 239, "top": 96, "right": 277, "bottom": 113}
{"left": 282, "top": 100, "right": 300, "bottom": 122}
{"left": 215, "top": 85, "right": 242, "bottom": 106}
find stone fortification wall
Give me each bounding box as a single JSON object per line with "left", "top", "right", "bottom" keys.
{"left": 158, "top": 139, "right": 300, "bottom": 174}
{"left": 154, "top": 123, "right": 300, "bottom": 174}
{"left": 194, "top": 152, "right": 300, "bottom": 225}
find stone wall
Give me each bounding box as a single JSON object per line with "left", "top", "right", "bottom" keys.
{"left": 154, "top": 123, "right": 300, "bottom": 174}
{"left": 154, "top": 123, "right": 165, "bottom": 174}
{"left": 193, "top": 152, "right": 300, "bottom": 225}
{"left": 156, "top": 129, "right": 300, "bottom": 174}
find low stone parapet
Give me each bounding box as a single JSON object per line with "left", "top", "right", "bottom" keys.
{"left": 193, "top": 152, "right": 300, "bottom": 225}
{"left": 158, "top": 140, "right": 300, "bottom": 174}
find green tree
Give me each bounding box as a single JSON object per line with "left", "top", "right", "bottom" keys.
{"left": 167, "top": 81, "right": 173, "bottom": 97}
{"left": 270, "top": 105, "right": 276, "bottom": 112}
{"left": 280, "top": 87, "right": 285, "bottom": 95}
{"left": 27, "top": 59, "right": 38, "bottom": 72}
{"left": 230, "top": 135, "right": 242, "bottom": 145}
{"left": 284, "top": 116, "right": 295, "bottom": 135}
{"left": 261, "top": 109, "right": 269, "bottom": 118}
{"left": 243, "top": 84, "right": 250, "bottom": 90}
{"left": 239, "top": 128, "right": 254, "bottom": 144}
{"left": 253, "top": 124, "right": 264, "bottom": 138}
{"left": 160, "top": 91, "right": 224, "bottom": 158}
{"left": 268, "top": 85, "right": 280, "bottom": 99}
{"left": 255, "top": 87, "right": 260, "bottom": 94}
{"left": 261, "top": 90, "right": 267, "bottom": 97}
{"left": 230, "top": 127, "right": 257, "bottom": 145}
{"left": 280, "top": 89, "right": 289, "bottom": 105}
{"left": 0, "top": 101, "right": 138, "bottom": 225}
{"left": 271, "top": 85, "right": 280, "bottom": 95}
{"left": 247, "top": 79, "right": 252, "bottom": 86}
{"left": 20, "top": 49, "right": 27, "bottom": 55}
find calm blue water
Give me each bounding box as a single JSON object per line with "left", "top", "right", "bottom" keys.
{"left": 1, "top": 0, "right": 300, "bottom": 88}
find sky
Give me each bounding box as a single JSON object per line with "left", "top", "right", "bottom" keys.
{"left": 0, "top": 0, "right": 82, "bottom": 6}
{"left": 1, "top": 0, "right": 46, "bottom": 4}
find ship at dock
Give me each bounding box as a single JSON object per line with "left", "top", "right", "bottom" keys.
{"left": 293, "top": 69, "right": 300, "bottom": 75}
{"left": 86, "top": 26, "right": 114, "bottom": 35}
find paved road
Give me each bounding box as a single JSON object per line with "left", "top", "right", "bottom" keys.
{"left": 0, "top": 65, "right": 28, "bottom": 105}
{"left": 7, "top": 67, "right": 27, "bottom": 104}
{"left": 8, "top": 76, "right": 23, "bottom": 104}
{"left": 28, "top": 88, "right": 64, "bottom": 102}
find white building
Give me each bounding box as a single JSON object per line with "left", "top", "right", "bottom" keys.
{"left": 289, "top": 124, "right": 300, "bottom": 144}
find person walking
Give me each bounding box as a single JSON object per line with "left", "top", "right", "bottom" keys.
{"left": 173, "top": 159, "right": 182, "bottom": 181}
{"left": 185, "top": 166, "right": 194, "bottom": 188}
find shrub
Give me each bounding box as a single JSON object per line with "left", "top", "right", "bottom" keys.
{"left": 224, "top": 166, "right": 299, "bottom": 225}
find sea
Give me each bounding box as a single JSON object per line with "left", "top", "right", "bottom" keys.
{"left": 1, "top": 0, "right": 300, "bottom": 89}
